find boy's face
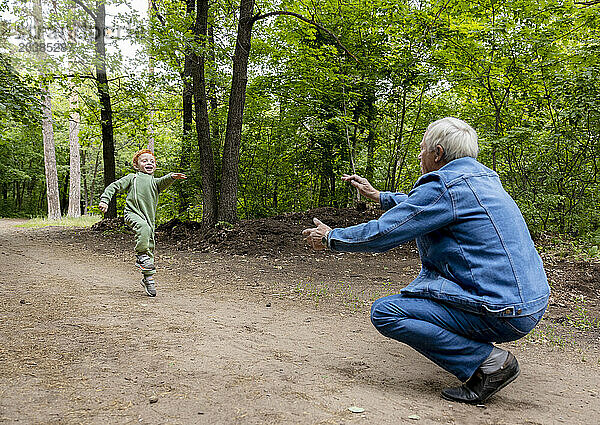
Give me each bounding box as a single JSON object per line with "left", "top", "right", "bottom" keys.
{"left": 135, "top": 153, "right": 156, "bottom": 175}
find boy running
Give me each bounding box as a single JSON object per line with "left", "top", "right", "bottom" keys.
{"left": 98, "top": 149, "right": 186, "bottom": 297}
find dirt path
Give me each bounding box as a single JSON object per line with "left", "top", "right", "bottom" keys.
{"left": 1, "top": 219, "right": 599, "bottom": 424}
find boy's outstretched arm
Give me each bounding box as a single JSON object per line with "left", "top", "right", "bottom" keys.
{"left": 98, "top": 174, "right": 135, "bottom": 215}
{"left": 156, "top": 172, "right": 186, "bottom": 192}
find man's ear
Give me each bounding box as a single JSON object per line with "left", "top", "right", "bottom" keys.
{"left": 434, "top": 145, "right": 445, "bottom": 162}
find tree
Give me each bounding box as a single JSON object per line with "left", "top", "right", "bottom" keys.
{"left": 71, "top": 0, "right": 117, "bottom": 217}
{"left": 32, "top": 0, "right": 61, "bottom": 219}
{"left": 147, "top": 0, "right": 357, "bottom": 225}
{"left": 0, "top": 55, "right": 40, "bottom": 128}
{"left": 67, "top": 74, "right": 81, "bottom": 217}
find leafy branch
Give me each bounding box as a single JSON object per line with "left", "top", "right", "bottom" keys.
{"left": 252, "top": 10, "right": 360, "bottom": 64}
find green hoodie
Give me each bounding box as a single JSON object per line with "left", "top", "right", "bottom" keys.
{"left": 100, "top": 171, "right": 175, "bottom": 229}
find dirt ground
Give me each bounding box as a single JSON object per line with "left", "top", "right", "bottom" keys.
{"left": 1, "top": 212, "right": 599, "bottom": 425}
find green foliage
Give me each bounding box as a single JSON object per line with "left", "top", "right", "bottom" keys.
{"left": 0, "top": 0, "right": 598, "bottom": 248}
{"left": 0, "top": 54, "right": 41, "bottom": 129}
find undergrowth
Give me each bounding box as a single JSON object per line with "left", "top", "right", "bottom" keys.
{"left": 16, "top": 215, "right": 102, "bottom": 229}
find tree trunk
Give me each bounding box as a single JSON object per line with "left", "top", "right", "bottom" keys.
{"left": 173, "top": 0, "right": 195, "bottom": 216}
{"left": 67, "top": 73, "right": 81, "bottom": 218}
{"left": 218, "top": 0, "right": 255, "bottom": 223}
{"left": 89, "top": 149, "right": 101, "bottom": 210}
{"left": 61, "top": 172, "right": 69, "bottom": 215}
{"left": 147, "top": 4, "right": 156, "bottom": 154}
{"left": 192, "top": 0, "right": 217, "bottom": 227}
{"left": 182, "top": 5, "right": 194, "bottom": 146}
{"left": 181, "top": 0, "right": 194, "bottom": 136}
{"left": 32, "top": 0, "right": 61, "bottom": 220}
{"left": 42, "top": 92, "right": 62, "bottom": 220}
{"left": 207, "top": 25, "right": 220, "bottom": 147}
{"left": 178, "top": 48, "right": 193, "bottom": 215}
{"left": 95, "top": 0, "right": 117, "bottom": 217}
{"left": 16, "top": 182, "right": 22, "bottom": 210}
{"left": 81, "top": 149, "right": 88, "bottom": 214}
{"left": 364, "top": 88, "right": 376, "bottom": 181}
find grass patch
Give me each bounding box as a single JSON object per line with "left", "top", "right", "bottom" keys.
{"left": 566, "top": 296, "right": 600, "bottom": 330}
{"left": 16, "top": 215, "right": 102, "bottom": 229}
{"left": 523, "top": 320, "right": 571, "bottom": 348}
{"left": 536, "top": 233, "right": 600, "bottom": 262}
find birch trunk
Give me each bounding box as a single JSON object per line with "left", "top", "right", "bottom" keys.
{"left": 33, "top": 0, "right": 60, "bottom": 219}
{"left": 67, "top": 77, "right": 81, "bottom": 217}
{"left": 42, "top": 92, "right": 61, "bottom": 220}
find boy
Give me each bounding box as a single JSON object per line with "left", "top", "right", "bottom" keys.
{"left": 98, "top": 149, "right": 186, "bottom": 297}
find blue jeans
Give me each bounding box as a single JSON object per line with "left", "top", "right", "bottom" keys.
{"left": 370, "top": 294, "right": 546, "bottom": 381}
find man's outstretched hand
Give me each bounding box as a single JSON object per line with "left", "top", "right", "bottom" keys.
{"left": 302, "top": 218, "right": 332, "bottom": 251}
{"left": 342, "top": 174, "right": 380, "bottom": 202}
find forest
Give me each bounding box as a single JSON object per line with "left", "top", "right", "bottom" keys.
{"left": 1, "top": 0, "right": 599, "bottom": 246}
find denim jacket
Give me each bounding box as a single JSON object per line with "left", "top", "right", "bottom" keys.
{"left": 328, "top": 157, "right": 550, "bottom": 317}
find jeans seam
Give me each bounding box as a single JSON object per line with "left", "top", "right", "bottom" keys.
{"left": 499, "top": 316, "right": 536, "bottom": 336}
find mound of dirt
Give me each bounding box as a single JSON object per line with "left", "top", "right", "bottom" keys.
{"left": 90, "top": 217, "right": 126, "bottom": 231}
{"left": 93, "top": 207, "right": 385, "bottom": 256}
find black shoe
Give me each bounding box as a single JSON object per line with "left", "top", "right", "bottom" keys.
{"left": 140, "top": 276, "right": 157, "bottom": 297}
{"left": 136, "top": 254, "right": 155, "bottom": 271}
{"left": 441, "top": 352, "right": 520, "bottom": 404}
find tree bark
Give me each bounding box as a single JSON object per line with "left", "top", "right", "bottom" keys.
{"left": 192, "top": 0, "right": 218, "bottom": 227}
{"left": 182, "top": 0, "right": 195, "bottom": 151}
{"left": 33, "top": 0, "right": 61, "bottom": 220}
{"left": 207, "top": 25, "right": 220, "bottom": 147}
{"left": 81, "top": 149, "right": 88, "bottom": 214}
{"left": 147, "top": 0, "right": 156, "bottom": 152}
{"left": 95, "top": 0, "right": 116, "bottom": 217}
{"left": 147, "top": 71, "right": 156, "bottom": 152}
{"left": 67, "top": 72, "right": 81, "bottom": 218}
{"left": 179, "top": 47, "right": 193, "bottom": 214}
{"left": 41, "top": 92, "right": 61, "bottom": 220}
{"left": 364, "top": 88, "right": 376, "bottom": 181}
{"left": 174, "top": 0, "right": 195, "bottom": 216}
{"left": 69, "top": 1, "right": 116, "bottom": 215}
{"left": 89, "top": 149, "right": 101, "bottom": 211}
{"left": 218, "top": 0, "right": 255, "bottom": 223}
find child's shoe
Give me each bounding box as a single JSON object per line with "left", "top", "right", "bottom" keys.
{"left": 135, "top": 254, "right": 156, "bottom": 271}
{"left": 140, "top": 276, "right": 157, "bottom": 297}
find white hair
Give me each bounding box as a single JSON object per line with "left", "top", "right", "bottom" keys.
{"left": 423, "top": 117, "right": 479, "bottom": 161}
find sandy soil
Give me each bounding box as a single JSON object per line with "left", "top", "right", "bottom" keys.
{"left": 1, "top": 217, "right": 599, "bottom": 425}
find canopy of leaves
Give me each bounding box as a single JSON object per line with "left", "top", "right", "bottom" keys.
{"left": 0, "top": 54, "right": 40, "bottom": 130}
{"left": 1, "top": 0, "right": 599, "bottom": 243}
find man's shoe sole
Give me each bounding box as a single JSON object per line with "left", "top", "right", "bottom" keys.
{"left": 441, "top": 353, "right": 520, "bottom": 404}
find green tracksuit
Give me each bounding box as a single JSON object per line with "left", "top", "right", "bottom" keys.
{"left": 100, "top": 172, "right": 176, "bottom": 275}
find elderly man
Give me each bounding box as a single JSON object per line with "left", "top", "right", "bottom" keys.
{"left": 303, "top": 117, "right": 549, "bottom": 404}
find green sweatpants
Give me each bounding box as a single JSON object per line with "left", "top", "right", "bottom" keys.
{"left": 125, "top": 212, "right": 156, "bottom": 276}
